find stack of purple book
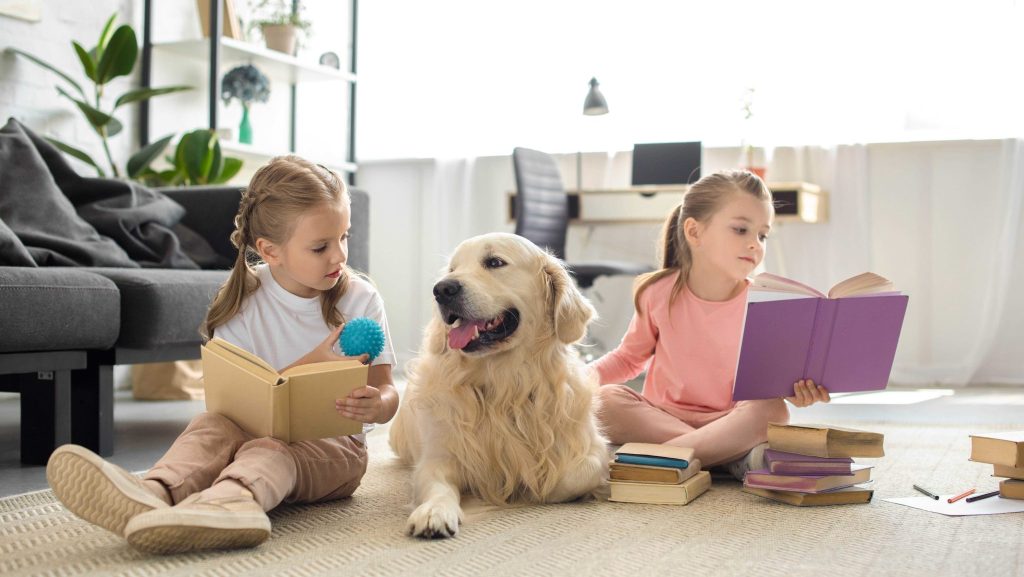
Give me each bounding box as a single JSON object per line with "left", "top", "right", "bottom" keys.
{"left": 741, "top": 449, "right": 875, "bottom": 506}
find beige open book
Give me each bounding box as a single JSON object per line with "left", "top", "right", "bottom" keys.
{"left": 202, "top": 337, "right": 367, "bottom": 443}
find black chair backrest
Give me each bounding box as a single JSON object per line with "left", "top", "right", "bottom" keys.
{"left": 511, "top": 147, "right": 568, "bottom": 259}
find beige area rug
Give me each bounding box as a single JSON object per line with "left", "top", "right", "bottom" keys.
{"left": 2, "top": 422, "right": 1023, "bottom": 577}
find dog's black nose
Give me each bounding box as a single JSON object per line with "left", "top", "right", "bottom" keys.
{"left": 433, "top": 279, "right": 462, "bottom": 304}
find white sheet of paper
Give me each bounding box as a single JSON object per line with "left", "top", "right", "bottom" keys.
{"left": 883, "top": 495, "right": 1024, "bottom": 516}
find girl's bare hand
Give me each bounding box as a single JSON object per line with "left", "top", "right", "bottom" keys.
{"left": 785, "top": 379, "right": 831, "bottom": 407}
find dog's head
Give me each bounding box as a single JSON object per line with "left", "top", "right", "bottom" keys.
{"left": 428, "top": 233, "right": 595, "bottom": 356}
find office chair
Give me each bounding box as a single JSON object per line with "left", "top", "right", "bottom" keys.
{"left": 511, "top": 147, "right": 654, "bottom": 290}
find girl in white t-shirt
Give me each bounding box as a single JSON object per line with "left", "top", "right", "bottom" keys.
{"left": 46, "top": 155, "right": 398, "bottom": 555}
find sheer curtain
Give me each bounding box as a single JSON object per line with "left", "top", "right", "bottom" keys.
{"left": 361, "top": 141, "right": 1024, "bottom": 385}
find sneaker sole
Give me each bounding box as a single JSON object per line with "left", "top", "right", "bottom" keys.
{"left": 46, "top": 445, "right": 166, "bottom": 536}
{"left": 126, "top": 513, "right": 271, "bottom": 554}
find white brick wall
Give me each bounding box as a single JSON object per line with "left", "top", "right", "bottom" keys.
{"left": 0, "top": 0, "right": 136, "bottom": 176}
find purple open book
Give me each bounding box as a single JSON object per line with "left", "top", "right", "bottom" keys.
{"left": 732, "top": 273, "right": 909, "bottom": 401}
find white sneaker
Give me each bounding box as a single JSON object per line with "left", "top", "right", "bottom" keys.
{"left": 47, "top": 444, "right": 169, "bottom": 537}
{"left": 726, "top": 442, "right": 769, "bottom": 482}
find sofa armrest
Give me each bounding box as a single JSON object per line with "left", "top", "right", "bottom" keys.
{"left": 159, "top": 185, "right": 243, "bottom": 262}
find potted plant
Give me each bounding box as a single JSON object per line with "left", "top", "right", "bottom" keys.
{"left": 221, "top": 64, "right": 270, "bottom": 145}
{"left": 7, "top": 13, "right": 191, "bottom": 178}
{"left": 740, "top": 86, "right": 766, "bottom": 179}
{"left": 249, "top": 0, "right": 311, "bottom": 55}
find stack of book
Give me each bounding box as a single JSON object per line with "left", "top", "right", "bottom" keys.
{"left": 969, "top": 431, "right": 1024, "bottom": 500}
{"left": 742, "top": 423, "right": 884, "bottom": 506}
{"left": 607, "top": 443, "right": 710, "bottom": 505}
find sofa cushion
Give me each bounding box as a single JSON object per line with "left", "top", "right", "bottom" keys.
{"left": 0, "top": 267, "right": 120, "bottom": 353}
{"left": 87, "top": 268, "right": 228, "bottom": 349}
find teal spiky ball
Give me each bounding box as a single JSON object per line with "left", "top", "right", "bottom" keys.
{"left": 339, "top": 317, "right": 385, "bottom": 362}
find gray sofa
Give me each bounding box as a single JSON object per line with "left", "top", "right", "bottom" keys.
{"left": 0, "top": 185, "right": 370, "bottom": 465}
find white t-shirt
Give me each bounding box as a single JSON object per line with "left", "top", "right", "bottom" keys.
{"left": 215, "top": 264, "right": 397, "bottom": 372}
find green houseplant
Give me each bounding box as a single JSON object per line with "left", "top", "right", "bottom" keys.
{"left": 7, "top": 13, "right": 191, "bottom": 178}
{"left": 134, "top": 129, "right": 243, "bottom": 187}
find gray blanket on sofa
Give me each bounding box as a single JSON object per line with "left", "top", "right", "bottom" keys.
{"left": 0, "top": 118, "right": 205, "bottom": 268}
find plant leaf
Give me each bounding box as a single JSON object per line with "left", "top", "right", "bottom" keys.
{"left": 56, "top": 86, "right": 113, "bottom": 129}
{"left": 127, "top": 133, "right": 174, "bottom": 178}
{"left": 72, "top": 42, "right": 97, "bottom": 82}
{"left": 208, "top": 139, "right": 224, "bottom": 181}
{"left": 114, "top": 85, "right": 191, "bottom": 109}
{"left": 44, "top": 137, "right": 106, "bottom": 177}
{"left": 211, "top": 157, "right": 243, "bottom": 184}
{"left": 106, "top": 116, "right": 123, "bottom": 138}
{"left": 6, "top": 48, "right": 86, "bottom": 100}
{"left": 96, "top": 25, "right": 137, "bottom": 83}
{"left": 181, "top": 130, "right": 214, "bottom": 184}
{"left": 95, "top": 13, "right": 117, "bottom": 61}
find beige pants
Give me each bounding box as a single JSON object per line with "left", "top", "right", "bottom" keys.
{"left": 145, "top": 412, "right": 368, "bottom": 511}
{"left": 597, "top": 385, "right": 790, "bottom": 467}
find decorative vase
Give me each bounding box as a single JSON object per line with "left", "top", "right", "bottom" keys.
{"left": 238, "top": 104, "right": 252, "bottom": 145}
{"left": 262, "top": 24, "right": 297, "bottom": 55}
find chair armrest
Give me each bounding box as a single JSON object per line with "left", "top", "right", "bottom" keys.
{"left": 159, "top": 185, "right": 243, "bottom": 261}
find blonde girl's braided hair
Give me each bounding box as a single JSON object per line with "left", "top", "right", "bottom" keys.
{"left": 202, "top": 155, "right": 352, "bottom": 340}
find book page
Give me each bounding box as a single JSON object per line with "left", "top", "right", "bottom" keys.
{"left": 207, "top": 337, "right": 279, "bottom": 381}
{"left": 751, "top": 273, "right": 825, "bottom": 298}
{"left": 827, "top": 272, "right": 894, "bottom": 299}
{"left": 281, "top": 359, "right": 364, "bottom": 378}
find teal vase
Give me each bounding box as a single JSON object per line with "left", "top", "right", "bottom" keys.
{"left": 239, "top": 104, "right": 253, "bottom": 144}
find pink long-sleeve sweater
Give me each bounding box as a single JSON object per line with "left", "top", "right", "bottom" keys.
{"left": 592, "top": 273, "right": 749, "bottom": 413}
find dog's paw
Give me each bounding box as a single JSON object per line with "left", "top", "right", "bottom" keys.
{"left": 406, "top": 501, "right": 461, "bottom": 539}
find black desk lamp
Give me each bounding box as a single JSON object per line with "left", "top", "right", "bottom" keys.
{"left": 577, "top": 77, "right": 609, "bottom": 190}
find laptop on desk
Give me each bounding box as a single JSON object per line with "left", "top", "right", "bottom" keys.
{"left": 630, "top": 142, "right": 702, "bottom": 190}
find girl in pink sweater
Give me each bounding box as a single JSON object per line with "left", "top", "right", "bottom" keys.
{"left": 590, "top": 170, "right": 830, "bottom": 479}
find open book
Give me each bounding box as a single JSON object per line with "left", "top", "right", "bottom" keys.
{"left": 202, "top": 338, "right": 367, "bottom": 443}
{"left": 732, "top": 272, "right": 909, "bottom": 401}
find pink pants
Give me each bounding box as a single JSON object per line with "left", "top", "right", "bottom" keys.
{"left": 597, "top": 385, "right": 789, "bottom": 467}
{"left": 144, "top": 412, "right": 368, "bottom": 512}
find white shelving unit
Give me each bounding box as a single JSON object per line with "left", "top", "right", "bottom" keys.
{"left": 140, "top": 0, "right": 358, "bottom": 178}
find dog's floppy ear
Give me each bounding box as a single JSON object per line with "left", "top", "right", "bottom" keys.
{"left": 543, "top": 255, "right": 596, "bottom": 344}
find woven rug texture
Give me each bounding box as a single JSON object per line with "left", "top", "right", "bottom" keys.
{"left": 2, "top": 422, "right": 1022, "bottom": 577}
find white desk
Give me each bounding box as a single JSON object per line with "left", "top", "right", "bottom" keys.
{"left": 508, "top": 182, "right": 828, "bottom": 224}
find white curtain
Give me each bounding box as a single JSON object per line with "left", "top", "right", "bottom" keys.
{"left": 360, "top": 140, "right": 1024, "bottom": 385}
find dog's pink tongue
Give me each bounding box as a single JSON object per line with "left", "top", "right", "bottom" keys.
{"left": 448, "top": 319, "right": 487, "bottom": 350}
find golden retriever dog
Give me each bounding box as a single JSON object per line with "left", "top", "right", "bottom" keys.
{"left": 389, "top": 233, "right": 608, "bottom": 538}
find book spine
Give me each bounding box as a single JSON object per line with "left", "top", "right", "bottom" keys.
{"left": 615, "top": 454, "right": 689, "bottom": 469}
{"left": 803, "top": 298, "right": 839, "bottom": 384}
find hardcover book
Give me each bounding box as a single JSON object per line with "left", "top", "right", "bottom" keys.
{"left": 743, "top": 485, "right": 874, "bottom": 506}
{"left": 764, "top": 449, "right": 854, "bottom": 475}
{"left": 732, "top": 272, "right": 909, "bottom": 401}
{"left": 993, "top": 463, "right": 1024, "bottom": 480}
{"left": 1000, "top": 479, "right": 1024, "bottom": 500}
{"left": 744, "top": 465, "right": 872, "bottom": 493}
{"left": 614, "top": 443, "right": 695, "bottom": 470}
{"left": 767, "top": 423, "right": 884, "bottom": 459}
{"left": 609, "top": 459, "right": 703, "bottom": 485}
{"left": 970, "top": 431, "right": 1024, "bottom": 467}
{"left": 202, "top": 337, "right": 366, "bottom": 443}
{"left": 608, "top": 470, "right": 711, "bottom": 505}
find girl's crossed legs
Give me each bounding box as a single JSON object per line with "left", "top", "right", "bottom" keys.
{"left": 597, "top": 384, "right": 789, "bottom": 467}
